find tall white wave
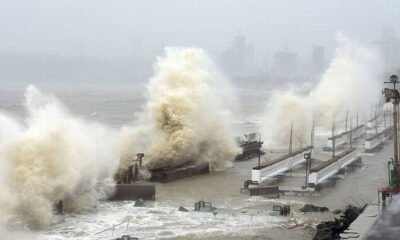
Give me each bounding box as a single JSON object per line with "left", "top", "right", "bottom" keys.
{"left": 0, "top": 86, "right": 118, "bottom": 229}
{"left": 311, "top": 34, "right": 384, "bottom": 128}
{"left": 119, "top": 48, "right": 240, "bottom": 173}
{"left": 263, "top": 34, "right": 384, "bottom": 148}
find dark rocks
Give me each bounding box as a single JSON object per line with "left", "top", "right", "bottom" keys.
{"left": 332, "top": 209, "right": 342, "bottom": 214}
{"left": 300, "top": 204, "right": 329, "bottom": 213}
{"left": 178, "top": 206, "right": 189, "bottom": 212}
{"left": 115, "top": 235, "right": 139, "bottom": 240}
{"left": 313, "top": 204, "right": 366, "bottom": 240}
{"left": 134, "top": 198, "right": 145, "bottom": 207}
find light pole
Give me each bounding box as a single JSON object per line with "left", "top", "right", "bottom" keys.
{"left": 383, "top": 75, "right": 400, "bottom": 187}
{"left": 304, "top": 152, "right": 311, "bottom": 187}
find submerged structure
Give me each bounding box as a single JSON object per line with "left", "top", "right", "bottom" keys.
{"left": 191, "top": 200, "right": 290, "bottom": 222}
{"left": 110, "top": 153, "right": 156, "bottom": 201}
{"left": 364, "top": 126, "right": 392, "bottom": 151}
{"left": 325, "top": 124, "right": 364, "bottom": 150}
{"left": 308, "top": 148, "right": 359, "bottom": 187}
{"left": 235, "top": 133, "right": 264, "bottom": 161}
{"left": 115, "top": 236, "right": 139, "bottom": 240}
{"left": 251, "top": 146, "right": 313, "bottom": 184}
{"left": 149, "top": 162, "right": 210, "bottom": 183}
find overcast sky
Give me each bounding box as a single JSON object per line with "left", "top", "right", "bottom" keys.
{"left": 0, "top": 0, "right": 399, "bottom": 59}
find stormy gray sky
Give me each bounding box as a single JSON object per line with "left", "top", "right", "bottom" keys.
{"left": 1, "top": 0, "right": 399, "bottom": 58}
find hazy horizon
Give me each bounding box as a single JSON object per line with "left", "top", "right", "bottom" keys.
{"left": 1, "top": 0, "right": 400, "bottom": 89}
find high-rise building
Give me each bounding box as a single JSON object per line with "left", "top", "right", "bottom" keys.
{"left": 219, "top": 35, "right": 254, "bottom": 76}
{"left": 272, "top": 51, "right": 298, "bottom": 75}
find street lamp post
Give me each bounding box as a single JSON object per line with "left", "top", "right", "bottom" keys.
{"left": 383, "top": 75, "right": 400, "bottom": 186}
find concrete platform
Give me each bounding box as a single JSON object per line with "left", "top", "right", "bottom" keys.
{"left": 364, "top": 195, "right": 400, "bottom": 240}
{"left": 341, "top": 203, "right": 380, "bottom": 239}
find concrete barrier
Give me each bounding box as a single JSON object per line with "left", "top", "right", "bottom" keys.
{"left": 251, "top": 146, "right": 312, "bottom": 184}
{"left": 308, "top": 148, "right": 358, "bottom": 186}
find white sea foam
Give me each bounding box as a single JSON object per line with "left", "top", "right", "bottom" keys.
{"left": 119, "top": 48, "right": 240, "bottom": 173}
{"left": 0, "top": 86, "right": 119, "bottom": 229}
{"left": 263, "top": 34, "right": 384, "bottom": 148}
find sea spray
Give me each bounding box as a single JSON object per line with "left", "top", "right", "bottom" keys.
{"left": 311, "top": 34, "right": 384, "bottom": 128}
{"left": 119, "top": 48, "right": 240, "bottom": 172}
{"left": 0, "top": 86, "right": 119, "bottom": 229}
{"left": 263, "top": 34, "right": 384, "bottom": 148}
{"left": 263, "top": 90, "right": 312, "bottom": 148}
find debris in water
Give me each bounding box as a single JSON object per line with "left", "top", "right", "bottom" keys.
{"left": 299, "top": 204, "right": 330, "bottom": 213}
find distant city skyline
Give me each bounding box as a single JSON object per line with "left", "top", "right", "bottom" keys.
{"left": 2, "top": 29, "right": 399, "bottom": 90}
{"left": 1, "top": 0, "right": 400, "bottom": 88}
{"left": 1, "top": 0, "right": 399, "bottom": 59}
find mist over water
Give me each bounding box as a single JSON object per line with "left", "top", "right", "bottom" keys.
{"left": 0, "top": 86, "right": 119, "bottom": 229}
{"left": 119, "top": 48, "right": 240, "bottom": 172}
{"left": 263, "top": 34, "right": 384, "bottom": 148}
